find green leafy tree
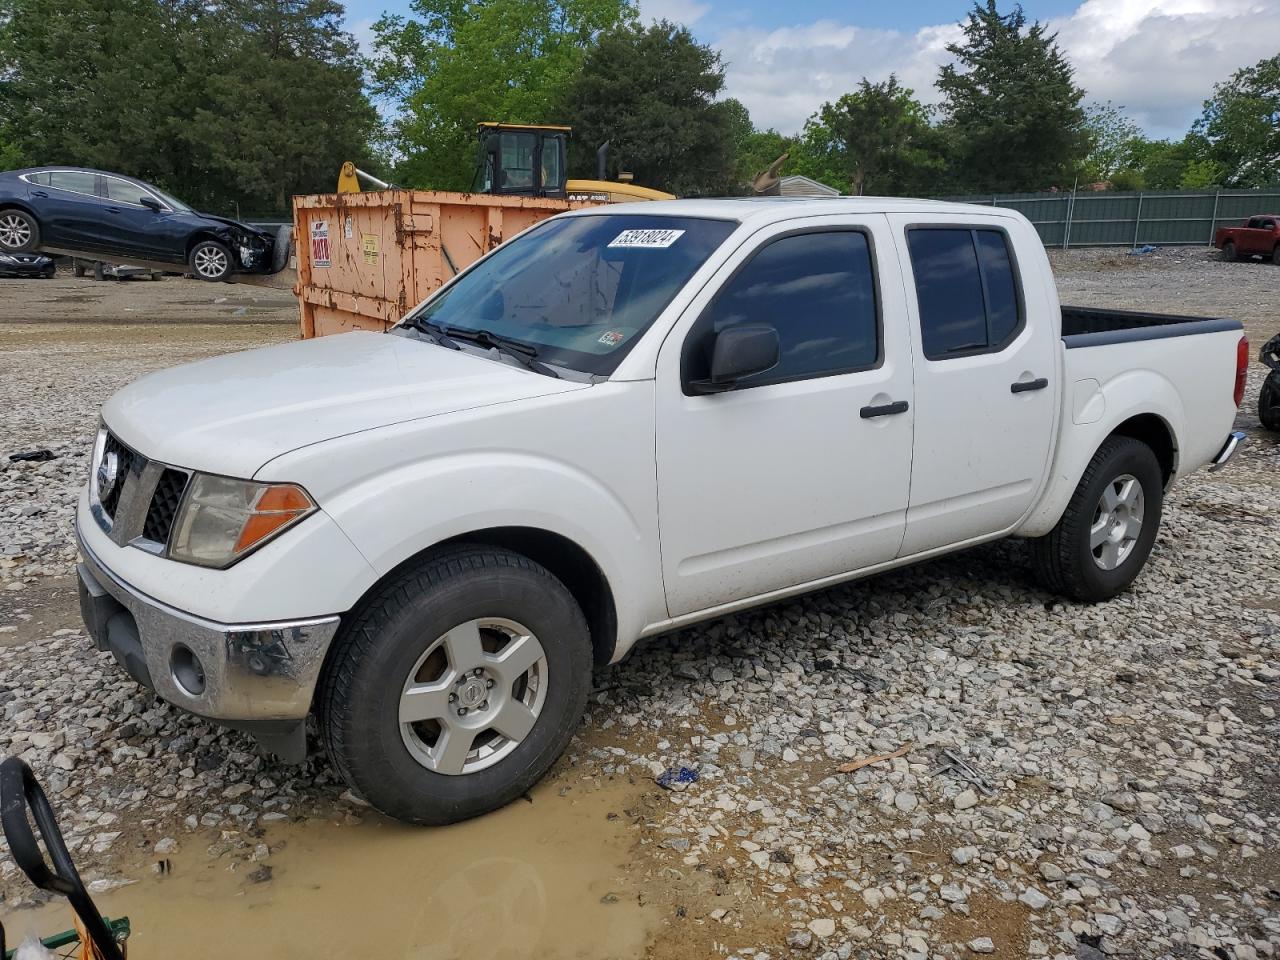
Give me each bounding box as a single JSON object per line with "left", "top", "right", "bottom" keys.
{"left": 796, "top": 76, "right": 944, "bottom": 195}
{"left": 1079, "top": 101, "right": 1145, "bottom": 183}
{"left": 370, "top": 0, "right": 630, "bottom": 190}
{"left": 936, "top": 0, "right": 1087, "bottom": 192}
{"left": 719, "top": 100, "right": 793, "bottom": 191}
{"left": 0, "top": 0, "right": 379, "bottom": 214}
{"left": 1193, "top": 53, "right": 1280, "bottom": 187}
{"left": 564, "top": 20, "right": 736, "bottom": 196}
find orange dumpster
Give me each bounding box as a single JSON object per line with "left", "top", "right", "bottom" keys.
{"left": 292, "top": 190, "right": 597, "bottom": 338}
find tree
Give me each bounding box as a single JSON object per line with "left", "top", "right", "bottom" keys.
{"left": 936, "top": 0, "right": 1087, "bottom": 192}
{"left": 0, "top": 0, "right": 380, "bottom": 214}
{"left": 1079, "top": 101, "right": 1144, "bottom": 183}
{"left": 564, "top": 20, "right": 736, "bottom": 196}
{"left": 370, "top": 0, "right": 630, "bottom": 190}
{"left": 1193, "top": 53, "right": 1280, "bottom": 187}
{"left": 796, "top": 77, "right": 944, "bottom": 195}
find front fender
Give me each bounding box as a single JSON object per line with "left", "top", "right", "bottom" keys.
{"left": 256, "top": 383, "right": 665, "bottom": 652}
{"left": 1018, "top": 367, "right": 1185, "bottom": 538}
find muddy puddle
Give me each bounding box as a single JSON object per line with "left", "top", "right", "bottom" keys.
{"left": 8, "top": 780, "right": 657, "bottom": 960}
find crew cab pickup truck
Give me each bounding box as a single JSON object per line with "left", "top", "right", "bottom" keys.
{"left": 76, "top": 198, "right": 1249, "bottom": 824}
{"left": 1214, "top": 214, "right": 1280, "bottom": 263}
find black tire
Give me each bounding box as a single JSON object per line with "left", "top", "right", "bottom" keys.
{"left": 1221, "top": 241, "right": 1237, "bottom": 262}
{"left": 1029, "top": 436, "right": 1164, "bottom": 602}
{"left": 188, "top": 239, "right": 234, "bottom": 281}
{"left": 1260, "top": 374, "right": 1280, "bottom": 432}
{"left": 0, "top": 208, "right": 39, "bottom": 253}
{"left": 1272, "top": 244, "right": 1280, "bottom": 266}
{"left": 319, "top": 545, "right": 592, "bottom": 825}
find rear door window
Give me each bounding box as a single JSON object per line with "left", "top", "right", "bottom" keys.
{"left": 682, "top": 229, "right": 880, "bottom": 390}
{"left": 47, "top": 171, "right": 99, "bottom": 197}
{"left": 907, "top": 227, "right": 1023, "bottom": 360}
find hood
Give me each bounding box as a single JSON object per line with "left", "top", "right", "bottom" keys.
{"left": 103, "top": 331, "right": 588, "bottom": 478}
{"left": 195, "top": 213, "right": 272, "bottom": 238}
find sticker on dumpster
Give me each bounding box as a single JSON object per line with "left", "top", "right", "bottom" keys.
{"left": 361, "top": 233, "right": 379, "bottom": 265}
{"left": 310, "top": 221, "right": 331, "bottom": 268}
{"left": 607, "top": 228, "right": 685, "bottom": 249}
{"left": 344, "top": 215, "right": 354, "bottom": 239}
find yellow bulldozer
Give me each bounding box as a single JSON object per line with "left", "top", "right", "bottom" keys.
{"left": 338, "top": 122, "right": 675, "bottom": 202}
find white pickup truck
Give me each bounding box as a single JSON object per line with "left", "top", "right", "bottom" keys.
{"left": 76, "top": 198, "right": 1248, "bottom": 824}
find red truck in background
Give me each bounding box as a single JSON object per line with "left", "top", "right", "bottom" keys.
{"left": 1215, "top": 214, "right": 1280, "bottom": 264}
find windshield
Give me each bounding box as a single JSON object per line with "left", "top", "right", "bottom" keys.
{"left": 400, "top": 214, "right": 738, "bottom": 376}
{"left": 144, "top": 182, "right": 193, "bottom": 213}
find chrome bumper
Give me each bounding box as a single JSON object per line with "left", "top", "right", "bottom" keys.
{"left": 1209, "top": 430, "right": 1246, "bottom": 472}
{"left": 76, "top": 527, "right": 340, "bottom": 757}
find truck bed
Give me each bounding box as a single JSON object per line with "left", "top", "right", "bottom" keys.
{"left": 1061, "top": 305, "right": 1242, "bottom": 349}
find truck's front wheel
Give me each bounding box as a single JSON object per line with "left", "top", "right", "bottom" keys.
{"left": 319, "top": 545, "right": 592, "bottom": 825}
{"left": 1029, "top": 436, "right": 1164, "bottom": 602}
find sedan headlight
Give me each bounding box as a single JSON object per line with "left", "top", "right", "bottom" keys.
{"left": 169, "top": 474, "right": 316, "bottom": 568}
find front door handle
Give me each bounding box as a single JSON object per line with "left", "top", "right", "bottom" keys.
{"left": 860, "top": 400, "right": 909, "bottom": 419}
{"left": 1010, "top": 377, "right": 1049, "bottom": 394}
{"left": 31, "top": 190, "right": 48, "bottom": 198}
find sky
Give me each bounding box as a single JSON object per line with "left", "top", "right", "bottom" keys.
{"left": 343, "top": 0, "right": 1280, "bottom": 141}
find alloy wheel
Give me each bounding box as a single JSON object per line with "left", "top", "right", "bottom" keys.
{"left": 193, "top": 245, "right": 229, "bottom": 278}
{"left": 1090, "top": 473, "right": 1144, "bottom": 570}
{"left": 0, "top": 214, "right": 32, "bottom": 250}
{"left": 399, "top": 617, "right": 548, "bottom": 775}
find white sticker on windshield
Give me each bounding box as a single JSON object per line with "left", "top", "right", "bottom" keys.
{"left": 607, "top": 228, "right": 685, "bottom": 249}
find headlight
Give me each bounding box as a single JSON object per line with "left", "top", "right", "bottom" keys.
{"left": 169, "top": 474, "right": 316, "bottom": 568}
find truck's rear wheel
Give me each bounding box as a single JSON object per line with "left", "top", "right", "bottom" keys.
{"left": 319, "top": 545, "right": 592, "bottom": 825}
{"left": 1029, "top": 436, "right": 1164, "bottom": 602}
{"left": 1221, "top": 241, "right": 1237, "bottom": 262}
{"left": 1271, "top": 244, "right": 1279, "bottom": 266}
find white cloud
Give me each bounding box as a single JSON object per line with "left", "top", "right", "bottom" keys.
{"left": 712, "top": 0, "right": 1280, "bottom": 139}
{"left": 638, "top": 0, "right": 711, "bottom": 27}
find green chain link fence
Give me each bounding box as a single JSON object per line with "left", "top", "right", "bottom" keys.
{"left": 943, "top": 187, "right": 1280, "bottom": 248}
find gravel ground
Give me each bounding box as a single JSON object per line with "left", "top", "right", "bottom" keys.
{"left": 1, "top": 250, "right": 1278, "bottom": 959}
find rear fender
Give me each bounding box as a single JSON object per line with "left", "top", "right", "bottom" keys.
{"left": 1018, "top": 370, "right": 1184, "bottom": 537}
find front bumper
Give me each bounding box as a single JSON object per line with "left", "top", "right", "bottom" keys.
{"left": 76, "top": 528, "right": 340, "bottom": 761}
{"left": 1208, "top": 430, "right": 1246, "bottom": 472}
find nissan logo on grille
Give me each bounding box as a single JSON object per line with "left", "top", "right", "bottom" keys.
{"left": 97, "top": 449, "right": 120, "bottom": 500}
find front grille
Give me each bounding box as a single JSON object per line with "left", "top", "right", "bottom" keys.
{"left": 100, "top": 432, "right": 136, "bottom": 519}
{"left": 143, "top": 468, "right": 189, "bottom": 544}
{"left": 92, "top": 429, "right": 191, "bottom": 551}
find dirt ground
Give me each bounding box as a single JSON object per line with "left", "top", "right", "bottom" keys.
{"left": 1, "top": 248, "right": 1277, "bottom": 960}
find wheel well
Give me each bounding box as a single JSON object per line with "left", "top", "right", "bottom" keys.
{"left": 339, "top": 528, "right": 619, "bottom": 671}
{"left": 185, "top": 231, "right": 227, "bottom": 256}
{"left": 0, "top": 203, "right": 39, "bottom": 223}
{"left": 1108, "top": 414, "right": 1176, "bottom": 485}
{"left": 441, "top": 528, "right": 618, "bottom": 667}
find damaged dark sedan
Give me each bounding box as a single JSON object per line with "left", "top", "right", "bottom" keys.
{"left": 0, "top": 167, "right": 289, "bottom": 281}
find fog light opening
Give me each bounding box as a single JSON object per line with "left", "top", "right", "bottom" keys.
{"left": 171, "top": 644, "right": 207, "bottom": 696}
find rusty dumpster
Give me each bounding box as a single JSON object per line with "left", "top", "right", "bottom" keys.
{"left": 293, "top": 190, "right": 596, "bottom": 338}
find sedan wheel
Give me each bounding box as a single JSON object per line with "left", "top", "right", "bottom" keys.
{"left": 189, "top": 240, "right": 233, "bottom": 281}
{"left": 0, "top": 211, "right": 38, "bottom": 252}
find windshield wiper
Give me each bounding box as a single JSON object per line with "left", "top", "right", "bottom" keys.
{"left": 442, "top": 327, "right": 562, "bottom": 379}
{"left": 398, "top": 316, "right": 462, "bottom": 350}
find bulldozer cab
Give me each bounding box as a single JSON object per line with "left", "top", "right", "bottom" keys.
{"left": 477, "top": 123, "right": 569, "bottom": 199}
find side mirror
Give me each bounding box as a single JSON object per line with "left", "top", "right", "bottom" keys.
{"left": 139, "top": 195, "right": 161, "bottom": 211}
{"left": 688, "top": 324, "right": 780, "bottom": 394}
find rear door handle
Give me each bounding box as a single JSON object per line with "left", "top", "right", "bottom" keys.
{"left": 1010, "top": 377, "right": 1048, "bottom": 394}
{"left": 860, "top": 400, "right": 909, "bottom": 419}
